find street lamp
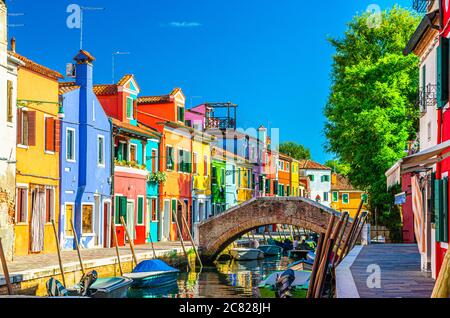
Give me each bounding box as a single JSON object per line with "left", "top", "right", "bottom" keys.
{"left": 80, "top": 6, "right": 105, "bottom": 50}
{"left": 112, "top": 51, "right": 130, "bottom": 83}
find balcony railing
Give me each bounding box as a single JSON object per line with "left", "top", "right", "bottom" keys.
{"left": 417, "top": 83, "right": 437, "bottom": 113}
{"left": 412, "top": 0, "right": 434, "bottom": 13}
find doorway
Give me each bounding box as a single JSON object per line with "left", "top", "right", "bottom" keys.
{"left": 126, "top": 200, "right": 135, "bottom": 242}
{"left": 30, "top": 188, "right": 45, "bottom": 253}
{"left": 94, "top": 195, "right": 101, "bottom": 246}
{"left": 103, "top": 200, "right": 111, "bottom": 248}
{"left": 162, "top": 200, "right": 170, "bottom": 241}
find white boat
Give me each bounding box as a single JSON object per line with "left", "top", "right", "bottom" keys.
{"left": 230, "top": 247, "right": 264, "bottom": 261}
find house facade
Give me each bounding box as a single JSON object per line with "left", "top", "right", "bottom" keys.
{"left": 299, "top": 160, "right": 331, "bottom": 207}
{"left": 211, "top": 150, "right": 227, "bottom": 216}
{"left": 330, "top": 173, "right": 368, "bottom": 218}
{"left": 277, "top": 153, "right": 292, "bottom": 196}
{"left": 12, "top": 49, "right": 63, "bottom": 256}
{"left": 58, "top": 50, "right": 113, "bottom": 250}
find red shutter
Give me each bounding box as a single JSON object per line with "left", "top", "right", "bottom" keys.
{"left": 133, "top": 99, "right": 138, "bottom": 120}
{"left": 45, "top": 117, "right": 55, "bottom": 152}
{"left": 54, "top": 119, "right": 61, "bottom": 153}
{"left": 27, "top": 111, "right": 36, "bottom": 146}
{"left": 17, "top": 109, "right": 22, "bottom": 144}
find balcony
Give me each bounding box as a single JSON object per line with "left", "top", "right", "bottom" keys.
{"left": 417, "top": 83, "right": 437, "bottom": 113}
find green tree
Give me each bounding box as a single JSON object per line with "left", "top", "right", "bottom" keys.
{"left": 325, "top": 159, "right": 350, "bottom": 175}
{"left": 279, "top": 142, "right": 311, "bottom": 160}
{"left": 324, "top": 6, "right": 420, "bottom": 231}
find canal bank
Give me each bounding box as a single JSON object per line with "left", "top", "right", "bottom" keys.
{"left": 0, "top": 242, "right": 193, "bottom": 296}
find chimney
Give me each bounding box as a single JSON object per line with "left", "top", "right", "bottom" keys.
{"left": 10, "top": 37, "right": 16, "bottom": 52}
{"left": 73, "top": 50, "right": 95, "bottom": 89}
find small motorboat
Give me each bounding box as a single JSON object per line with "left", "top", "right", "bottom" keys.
{"left": 287, "top": 249, "right": 310, "bottom": 260}
{"left": 306, "top": 251, "right": 315, "bottom": 261}
{"left": 66, "top": 271, "right": 133, "bottom": 298}
{"left": 288, "top": 259, "right": 314, "bottom": 271}
{"left": 230, "top": 247, "right": 264, "bottom": 261}
{"left": 127, "top": 281, "right": 179, "bottom": 298}
{"left": 124, "top": 260, "right": 180, "bottom": 288}
{"left": 259, "top": 245, "right": 283, "bottom": 256}
{"left": 258, "top": 270, "right": 310, "bottom": 298}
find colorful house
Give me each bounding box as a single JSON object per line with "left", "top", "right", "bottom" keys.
{"left": 299, "top": 160, "right": 331, "bottom": 207}
{"left": 210, "top": 151, "right": 227, "bottom": 216}
{"left": 58, "top": 50, "right": 113, "bottom": 249}
{"left": 12, "top": 48, "right": 63, "bottom": 256}
{"left": 291, "top": 159, "right": 300, "bottom": 197}
{"left": 330, "top": 173, "right": 368, "bottom": 218}
{"left": 0, "top": 4, "right": 22, "bottom": 260}
{"left": 137, "top": 89, "right": 192, "bottom": 241}
{"left": 277, "top": 153, "right": 292, "bottom": 196}
{"left": 95, "top": 75, "right": 156, "bottom": 246}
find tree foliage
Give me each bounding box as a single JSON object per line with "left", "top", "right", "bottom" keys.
{"left": 325, "top": 159, "right": 351, "bottom": 175}
{"left": 279, "top": 142, "right": 311, "bottom": 160}
{"left": 324, "top": 6, "right": 420, "bottom": 224}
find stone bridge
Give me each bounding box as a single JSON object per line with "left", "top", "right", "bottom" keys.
{"left": 195, "top": 197, "right": 351, "bottom": 262}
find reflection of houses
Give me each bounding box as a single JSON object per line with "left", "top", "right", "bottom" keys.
{"left": 95, "top": 75, "right": 156, "bottom": 246}
{"left": 330, "top": 173, "right": 368, "bottom": 218}
{"left": 0, "top": 3, "right": 21, "bottom": 260}
{"left": 299, "top": 160, "right": 331, "bottom": 207}
{"left": 58, "top": 50, "right": 113, "bottom": 250}
{"left": 12, "top": 46, "right": 63, "bottom": 256}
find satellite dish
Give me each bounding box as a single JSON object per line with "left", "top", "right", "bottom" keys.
{"left": 66, "top": 63, "right": 76, "bottom": 78}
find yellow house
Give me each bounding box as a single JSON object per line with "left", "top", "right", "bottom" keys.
{"left": 291, "top": 159, "right": 300, "bottom": 196}
{"left": 236, "top": 156, "right": 254, "bottom": 205}
{"left": 330, "top": 173, "right": 369, "bottom": 218}
{"left": 12, "top": 50, "right": 63, "bottom": 256}
{"left": 192, "top": 129, "right": 213, "bottom": 221}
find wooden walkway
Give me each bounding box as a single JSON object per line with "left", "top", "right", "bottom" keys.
{"left": 336, "top": 244, "right": 435, "bottom": 298}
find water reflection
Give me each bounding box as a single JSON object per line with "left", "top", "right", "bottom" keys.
{"left": 127, "top": 256, "right": 291, "bottom": 298}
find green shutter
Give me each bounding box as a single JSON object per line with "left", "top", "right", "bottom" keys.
{"left": 438, "top": 38, "right": 449, "bottom": 108}
{"left": 115, "top": 196, "right": 120, "bottom": 225}
{"left": 435, "top": 179, "right": 443, "bottom": 242}
{"left": 119, "top": 196, "right": 127, "bottom": 222}
{"left": 443, "top": 178, "right": 449, "bottom": 243}
{"left": 431, "top": 172, "right": 436, "bottom": 223}
{"left": 171, "top": 199, "right": 177, "bottom": 222}
{"left": 137, "top": 197, "right": 144, "bottom": 224}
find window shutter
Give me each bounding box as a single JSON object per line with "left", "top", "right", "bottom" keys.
{"left": 133, "top": 99, "right": 138, "bottom": 120}
{"left": 45, "top": 117, "right": 55, "bottom": 152}
{"left": 138, "top": 197, "right": 144, "bottom": 224}
{"left": 27, "top": 111, "right": 36, "bottom": 146}
{"left": 54, "top": 119, "right": 61, "bottom": 152}
{"left": 7, "top": 80, "right": 13, "bottom": 122}
{"left": 431, "top": 172, "right": 436, "bottom": 223}
{"left": 115, "top": 196, "right": 120, "bottom": 225}
{"left": 438, "top": 38, "right": 449, "bottom": 108}
{"left": 17, "top": 108, "right": 22, "bottom": 144}
{"left": 119, "top": 196, "right": 127, "bottom": 222}
{"left": 443, "top": 178, "right": 449, "bottom": 242}
{"left": 435, "top": 179, "right": 443, "bottom": 242}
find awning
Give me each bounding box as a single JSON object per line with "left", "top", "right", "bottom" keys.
{"left": 385, "top": 160, "right": 402, "bottom": 189}
{"left": 401, "top": 139, "right": 450, "bottom": 173}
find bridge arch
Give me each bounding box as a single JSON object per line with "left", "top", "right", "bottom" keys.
{"left": 196, "top": 197, "right": 349, "bottom": 261}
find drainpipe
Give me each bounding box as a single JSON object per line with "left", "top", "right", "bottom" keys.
{"left": 109, "top": 118, "right": 115, "bottom": 197}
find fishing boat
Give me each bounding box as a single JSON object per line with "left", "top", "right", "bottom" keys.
{"left": 230, "top": 247, "right": 264, "bottom": 261}
{"left": 124, "top": 260, "right": 180, "bottom": 288}
{"left": 288, "top": 259, "right": 314, "bottom": 271}
{"left": 287, "top": 249, "right": 310, "bottom": 260}
{"left": 258, "top": 270, "right": 311, "bottom": 298}
{"left": 258, "top": 245, "right": 283, "bottom": 256}
{"left": 127, "top": 281, "right": 179, "bottom": 298}
{"left": 67, "top": 276, "right": 133, "bottom": 298}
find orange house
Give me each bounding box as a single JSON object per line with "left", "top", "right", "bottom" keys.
{"left": 277, "top": 153, "right": 292, "bottom": 196}
{"left": 137, "top": 89, "right": 192, "bottom": 241}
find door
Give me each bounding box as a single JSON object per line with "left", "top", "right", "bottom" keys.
{"left": 30, "top": 188, "right": 46, "bottom": 253}
{"left": 103, "top": 201, "right": 111, "bottom": 248}
{"left": 126, "top": 201, "right": 135, "bottom": 242}
{"left": 162, "top": 200, "right": 170, "bottom": 241}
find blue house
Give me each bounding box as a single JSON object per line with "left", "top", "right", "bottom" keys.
{"left": 58, "top": 50, "right": 112, "bottom": 249}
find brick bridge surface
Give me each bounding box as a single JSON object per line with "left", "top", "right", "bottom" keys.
{"left": 196, "top": 197, "right": 350, "bottom": 261}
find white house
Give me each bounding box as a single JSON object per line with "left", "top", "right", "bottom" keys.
{"left": 0, "top": 0, "right": 21, "bottom": 260}
{"left": 299, "top": 160, "right": 332, "bottom": 207}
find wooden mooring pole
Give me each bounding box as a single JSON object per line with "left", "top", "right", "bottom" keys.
{"left": 171, "top": 208, "right": 192, "bottom": 271}
{"left": 120, "top": 216, "right": 138, "bottom": 267}
{"left": 51, "top": 219, "right": 66, "bottom": 287}
{"left": 111, "top": 221, "right": 123, "bottom": 276}
{"left": 70, "top": 219, "right": 85, "bottom": 275}
{"left": 0, "top": 238, "right": 13, "bottom": 295}
{"left": 179, "top": 200, "right": 203, "bottom": 269}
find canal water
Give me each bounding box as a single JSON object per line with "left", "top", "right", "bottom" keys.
{"left": 127, "top": 256, "right": 291, "bottom": 298}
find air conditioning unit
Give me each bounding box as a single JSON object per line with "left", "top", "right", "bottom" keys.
{"left": 66, "top": 63, "right": 76, "bottom": 78}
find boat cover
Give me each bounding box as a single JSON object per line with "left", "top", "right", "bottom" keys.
{"left": 132, "top": 259, "right": 179, "bottom": 273}
{"left": 260, "top": 270, "right": 311, "bottom": 287}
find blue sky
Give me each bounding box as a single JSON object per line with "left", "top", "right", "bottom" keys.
{"left": 7, "top": 0, "right": 412, "bottom": 163}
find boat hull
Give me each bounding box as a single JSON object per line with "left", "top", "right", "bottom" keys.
{"left": 125, "top": 271, "right": 180, "bottom": 288}
{"left": 230, "top": 248, "right": 264, "bottom": 261}
{"left": 68, "top": 277, "right": 133, "bottom": 298}
{"left": 259, "top": 245, "right": 283, "bottom": 256}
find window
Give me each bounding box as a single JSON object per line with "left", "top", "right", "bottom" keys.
{"left": 193, "top": 152, "right": 198, "bottom": 174}
{"left": 137, "top": 197, "right": 144, "bottom": 225}
{"left": 66, "top": 128, "right": 75, "bottom": 161}
{"left": 171, "top": 199, "right": 177, "bottom": 224}
{"left": 204, "top": 155, "right": 208, "bottom": 176}
{"left": 17, "top": 109, "right": 36, "bottom": 146}
{"left": 332, "top": 191, "right": 339, "bottom": 202}
{"left": 321, "top": 175, "right": 330, "bottom": 182}
{"left": 178, "top": 149, "right": 191, "bottom": 173}
{"left": 16, "top": 188, "right": 28, "bottom": 223}
{"left": 287, "top": 186, "right": 290, "bottom": 196}
{"left": 308, "top": 175, "right": 314, "bottom": 182}
{"left": 115, "top": 196, "right": 127, "bottom": 225}
{"left": 166, "top": 146, "right": 174, "bottom": 170}
{"left": 212, "top": 166, "right": 217, "bottom": 184}
{"left": 44, "top": 117, "right": 55, "bottom": 152}
{"left": 238, "top": 169, "right": 241, "bottom": 187}
{"left": 286, "top": 163, "right": 290, "bottom": 171}
{"left": 82, "top": 204, "right": 94, "bottom": 234}
{"left": 45, "top": 188, "right": 54, "bottom": 223}
{"left": 151, "top": 198, "right": 158, "bottom": 221}
{"left": 323, "top": 192, "right": 329, "bottom": 202}
{"left": 126, "top": 97, "right": 134, "bottom": 119}
{"left": 65, "top": 204, "right": 74, "bottom": 236}
{"left": 97, "top": 136, "right": 105, "bottom": 166}
{"left": 151, "top": 149, "right": 157, "bottom": 173}
{"left": 342, "top": 193, "right": 349, "bottom": 204}
{"left": 7, "top": 80, "right": 13, "bottom": 123}
{"left": 130, "top": 144, "right": 137, "bottom": 162}
{"left": 232, "top": 166, "right": 236, "bottom": 184}
{"left": 177, "top": 105, "right": 185, "bottom": 123}
{"left": 116, "top": 141, "right": 127, "bottom": 161}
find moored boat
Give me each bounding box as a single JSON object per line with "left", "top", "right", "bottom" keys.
{"left": 288, "top": 259, "right": 314, "bottom": 271}
{"left": 259, "top": 245, "right": 283, "bottom": 256}
{"left": 306, "top": 251, "right": 315, "bottom": 261}
{"left": 287, "top": 249, "right": 310, "bottom": 260}
{"left": 230, "top": 248, "right": 264, "bottom": 261}
{"left": 68, "top": 276, "right": 133, "bottom": 298}
{"left": 258, "top": 270, "right": 311, "bottom": 298}
{"left": 124, "top": 260, "right": 180, "bottom": 288}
